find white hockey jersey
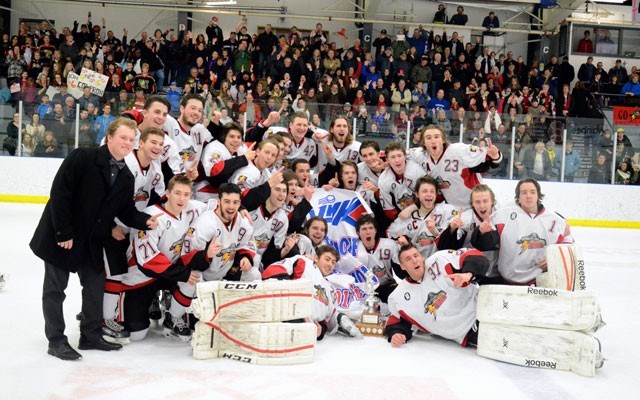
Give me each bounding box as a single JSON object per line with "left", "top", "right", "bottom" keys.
{"left": 123, "top": 200, "right": 208, "bottom": 288}
{"left": 230, "top": 162, "right": 272, "bottom": 191}
{"left": 388, "top": 203, "right": 458, "bottom": 259}
{"left": 423, "top": 143, "right": 492, "bottom": 209}
{"left": 133, "top": 126, "right": 185, "bottom": 175}
{"left": 355, "top": 238, "right": 399, "bottom": 286}
{"left": 387, "top": 249, "right": 479, "bottom": 344}
{"left": 285, "top": 137, "right": 317, "bottom": 166}
{"left": 163, "top": 115, "right": 212, "bottom": 172}
{"left": 451, "top": 208, "right": 499, "bottom": 277}
{"left": 181, "top": 208, "right": 257, "bottom": 281}
{"left": 250, "top": 205, "right": 289, "bottom": 256}
{"left": 195, "top": 140, "right": 247, "bottom": 201}
{"left": 296, "top": 234, "right": 319, "bottom": 258}
{"left": 317, "top": 140, "right": 362, "bottom": 172}
{"left": 357, "top": 162, "right": 381, "bottom": 186}
{"left": 491, "top": 205, "right": 568, "bottom": 284}
{"left": 378, "top": 160, "right": 426, "bottom": 214}
{"left": 262, "top": 255, "right": 335, "bottom": 325}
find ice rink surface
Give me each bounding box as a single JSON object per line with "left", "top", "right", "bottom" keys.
{"left": 1, "top": 203, "right": 638, "bottom": 400}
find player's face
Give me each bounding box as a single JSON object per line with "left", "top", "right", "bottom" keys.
{"left": 224, "top": 130, "right": 243, "bottom": 154}
{"left": 218, "top": 192, "right": 242, "bottom": 222}
{"left": 399, "top": 247, "right": 425, "bottom": 282}
{"left": 422, "top": 129, "right": 444, "bottom": 158}
{"left": 294, "top": 163, "right": 311, "bottom": 186}
{"left": 471, "top": 191, "right": 493, "bottom": 220}
{"left": 255, "top": 143, "right": 278, "bottom": 170}
{"left": 341, "top": 165, "right": 358, "bottom": 190}
{"left": 315, "top": 252, "right": 337, "bottom": 276}
{"left": 180, "top": 99, "right": 203, "bottom": 127}
{"left": 281, "top": 137, "right": 292, "bottom": 157}
{"left": 417, "top": 182, "right": 437, "bottom": 211}
{"left": 144, "top": 102, "right": 169, "bottom": 129}
{"left": 139, "top": 133, "right": 165, "bottom": 161}
{"left": 166, "top": 183, "right": 192, "bottom": 214}
{"left": 268, "top": 182, "right": 288, "bottom": 209}
{"left": 387, "top": 149, "right": 406, "bottom": 173}
{"left": 308, "top": 221, "right": 326, "bottom": 245}
{"left": 286, "top": 179, "right": 299, "bottom": 202}
{"left": 331, "top": 118, "right": 349, "bottom": 145}
{"left": 360, "top": 146, "right": 380, "bottom": 168}
{"left": 289, "top": 117, "right": 309, "bottom": 141}
{"left": 358, "top": 222, "right": 377, "bottom": 243}
{"left": 517, "top": 182, "right": 539, "bottom": 214}
{"left": 107, "top": 125, "right": 136, "bottom": 161}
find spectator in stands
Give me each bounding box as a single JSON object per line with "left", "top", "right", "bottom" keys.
{"left": 34, "top": 130, "right": 61, "bottom": 157}
{"left": 588, "top": 154, "right": 609, "bottom": 184}
{"left": 558, "top": 56, "right": 575, "bottom": 89}
{"left": 556, "top": 139, "right": 581, "bottom": 182}
{"left": 449, "top": 6, "right": 468, "bottom": 26}
{"left": 578, "top": 56, "right": 596, "bottom": 83}
{"left": 93, "top": 103, "right": 116, "bottom": 145}
{"left": 524, "top": 141, "right": 552, "bottom": 181}
{"left": 482, "top": 12, "right": 500, "bottom": 30}
{"left": 609, "top": 60, "right": 628, "bottom": 85}
{"left": 621, "top": 73, "right": 640, "bottom": 105}
{"left": 433, "top": 4, "right": 447, "bottom": 24}
{"left": 576, "top": 30, "right": 593, "bottom": 53}
{"left": 616, "top": 128, "right": 635, "bottom": 160}
{"left": 373, "top": 29, "right": 391, "bottom": 59}
{"left": 512, "top": 139, "right": 526, "bottom": 178}
{"left": 615, "top": 160, "right": 636, "bottom": 185}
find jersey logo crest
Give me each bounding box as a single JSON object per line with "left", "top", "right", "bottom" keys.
{"left": 416, "top": 232, "right": 436, "bottom": 247}
{"left": 435, "top": 176, "right": 451, "bottom": 189}
{"left": 314, "top": 284, "right": 329, "bottom": 306}
{"left": 254, "top": 233, "right": 270, "bottom": 250}
{"left": 137, "top": 230, "right": 148, "bottom": 239}
{"left": 133, "top": 188, "right": 150, "bottom": 203}
{"left": 209, "top": 153, "right": 221, "bottom": 163}
{"left": 218, "top": 247, "right": 236, "bottom": 263}
{"left": 179, "top": 145, "right": 197, "bottom": 163}
{"left": 516, "top": 233, "right": 547, "bottom": 254}
{"left": 397, "top": 193, "right": 414, "bottom": 210}
{"left": 424, "top": 290, "right": 447, "bottom": 320}
{"left": 169, "top": 238, "right": 184, "bottom": 256}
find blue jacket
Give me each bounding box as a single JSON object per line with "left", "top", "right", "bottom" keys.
{"left": 555, "top": 150, "right": 581, "bottom": 177}
{"left": 93, "top": 114, "right": 116, "bottom": 145}
{"left": 621, "top": 81, "right": 640, "bottom": 96}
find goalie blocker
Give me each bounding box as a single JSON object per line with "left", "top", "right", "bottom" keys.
{"left": 536, "top": 244, "right": 586, "bottom": 291}
{"left": 477, "top": 322, "right": 604, "bottom": 377}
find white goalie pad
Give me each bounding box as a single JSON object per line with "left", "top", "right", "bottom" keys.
{"left": 192, "top": 321, "right": 316, "bottom": 365}
{"left": 537, "top": 244, "right": 587, "bottom": 291}
{"left": 190, "top": 279, "right": 314, "bottom": 323}
{"left": 476, "top": 285, "right": 603, "bottom": 332}
{"left": 477, "top": 322, "right": 603, "bottom": 377}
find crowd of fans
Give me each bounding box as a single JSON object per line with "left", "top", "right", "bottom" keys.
{"left": 1, "top": 8, "right": 638, "bottom": 184}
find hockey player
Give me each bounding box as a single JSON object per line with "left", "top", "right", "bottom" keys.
{"left": 181, "top": 183, "right": 259, "bottom": 283}
{"left": 120, "top": 176, "right": 204, "bottom": 341}
{"left": 317, "top": 116, "right": 361, "bottom": 172}
{"left": 471, "top": 178, "right": 571, "bottom": 285}
{"left": 282, "top": 169, "right": 314, "bottom": 234}
{"left": 436, "top": 184, "right": 500, "bottom": 281}
{"left": 357, "top": 140, "right": 391, "bottom": 230}
{"left": 195, "top": 122, "right": 253, "bottom": 201}
{"left": 102, "top": 127, "right": 167, "bottom": 343}
{"left": 388, "top": 176, "right": 457, "bottom": 259}
{"left": 295, "top": 217, "right": 329, "bottom": 259}
{"left": 378, "top": 141, "right": 427, "bottom": 220}
{"left": 230, "top": 139, "right": 279, "bottom": 190}
{"left": 262, "top": 245, "right": 360, "bottom": 340}
{"left": 355, "top": 215, "right": 400, "bottom": 302}
{"left": 385, "top": 245, "right": 489, "bottom": 347}
{"left": 408, "top": 125, "right": 502, "bottom": 209}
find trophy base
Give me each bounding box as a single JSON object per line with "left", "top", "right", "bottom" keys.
{"left": 355, "top": 321, "right": 386, "bottom": 337}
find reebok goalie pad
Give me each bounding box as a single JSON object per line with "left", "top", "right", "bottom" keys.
{"left": 190, "top": 279, "right": 314, "bottom": 323}
{"left": 477, "top": 322, "right": 604, "bottom": 377}
{"left": 192, "top": 321, "right": 316, "bottom": 365}
{"left": 536, "top": 244, "right": 587, "bottom": 291}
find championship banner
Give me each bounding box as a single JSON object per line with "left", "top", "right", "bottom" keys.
{"left": 78, "top": 68, "right": 109, "bottom": 96}
{"left": 634, "top": 0, "right": 639, "bottom": 24}
{"left": 66, "top": 72, "right": 84, "bottom": 99}
{"left": 307, "top": 188, "right": 372, "bottom": 259}
{"left": 613, "top": 106, "right": 640, "bottom": 126}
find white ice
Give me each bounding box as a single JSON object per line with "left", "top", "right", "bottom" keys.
{"left": 1, "top": 203, "right": 638, "bottom": 400}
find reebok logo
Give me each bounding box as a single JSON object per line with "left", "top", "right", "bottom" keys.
{"left": 577, "top": 260, "right": 587, "bottom": 290}
{"left": 525, "top": 359, "right": 557, "bottom": 369}
{"left": 528, "top": 287, "right": 558, "bottom": 296}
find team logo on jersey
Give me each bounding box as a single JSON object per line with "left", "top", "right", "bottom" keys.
{"left": 314, "top": 284, "right": 329, "bottom": 306}
{"left": 218, "top": 247, "right": 236, "bottom": 263}
{"left": 404, "top": 292, "right": 411, "bottom": 301}
{"left": 137, "top": 230, "right": 148, "bottom": 239}
{"left": 469, "top": 145, "right": 478, "bottom": 152}
{"left": 133, "top": 188, "right": 150, "bottom": 203}
{"left": 516, "top": 233, "right": 547, "bottom": 254}
{"left": 371, "top": 264, "right": 387, "bottom": 278}
{"left": 397, "top": 193, "right": 414, "bottom": 210}
{"left": 416, "top": 232, "right": 436, "bottom": 247}
{"left": 209, "top": 153, "right": 221, "bottom": 163}
{"left": 236, "top": 175, "right": 248, "bottom": 188}
{"left": 254, "top": 233, "right": 270, "bottom": 250}
{"left": 169, "top": 238, "right": 184, "bottom": 256}
{"left": 179, "top": 146, "right": 197, "bottom": 163}
{"left": 435, "top": 176, "right": 451, "bottom": 190}
{"left": 424, "top": 290, "right": 447, "bottom": 320}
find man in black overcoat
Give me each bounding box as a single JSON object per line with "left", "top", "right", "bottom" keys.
{"left": 30, "top": 117, "right": 160, "bottom": 360}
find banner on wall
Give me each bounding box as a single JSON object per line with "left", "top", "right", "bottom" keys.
{"left": 613, "top": 106, "right": 640, "bottom": 126}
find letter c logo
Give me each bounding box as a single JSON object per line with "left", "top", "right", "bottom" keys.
{"left": 543, "top": 46, "right": 549, "bottom": 54}
{"left": 364, "top": 34, "right": 371, "bottom": 43}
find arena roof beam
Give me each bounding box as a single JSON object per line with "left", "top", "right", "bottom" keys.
{"left": 542, "top": 0, "right": 587, "bottom": 33}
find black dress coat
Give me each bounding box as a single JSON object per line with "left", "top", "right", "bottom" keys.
{"left": 30, "top": 145, "right": 151, "bottom": 272}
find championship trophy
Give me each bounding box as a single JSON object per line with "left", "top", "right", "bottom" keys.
{"left": 355, "top": 270, "right": 386, "bottom": 337}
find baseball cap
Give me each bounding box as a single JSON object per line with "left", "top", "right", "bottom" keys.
{"left": 170, "top": 81, "right": 177, "bottom": 86}
{"left": 617, "top": 127, "right": 625, "bottom": 133}
{"left": 421, "top": 55, "right": 429, "bottom": 61}
{"left": 344, "top": 102, "right": 351, "bottom": 107}
{"left": 381, "top": 29, "right": 387, "bottom": 34}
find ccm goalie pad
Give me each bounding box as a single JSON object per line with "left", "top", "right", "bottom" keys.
{"left": 190, "top": 280, "right": 314, "bottom": 323}
{"left": 477, "top": 322, "right": 604, "bottom": 377}
{"left": 192, "top": 321, "right": 316, "bottom": 365}
{"left": 476, "top": 285, "right": 604, "bottom": 332}
{"left": 536, "top": 244, "right": 587, "bottom": 291}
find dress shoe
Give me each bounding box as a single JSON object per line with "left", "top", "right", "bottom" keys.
{"left": 78, "top": 336, "right": 123, "bottom": 351}
{"left": 48, "top": 342, "right": 82, "bottom": 361}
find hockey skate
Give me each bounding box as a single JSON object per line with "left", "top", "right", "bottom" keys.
{"left": 102, "top": 318, "right": 131, "bottom": 345}
{"left": 337, "top": 313, "right": 364, "bottom": 339}
{"left": 162, "top": 314, "right": 191, "bottom": 342}
{"left": 149, "top": 297, "right": 162, "bottom": 321}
